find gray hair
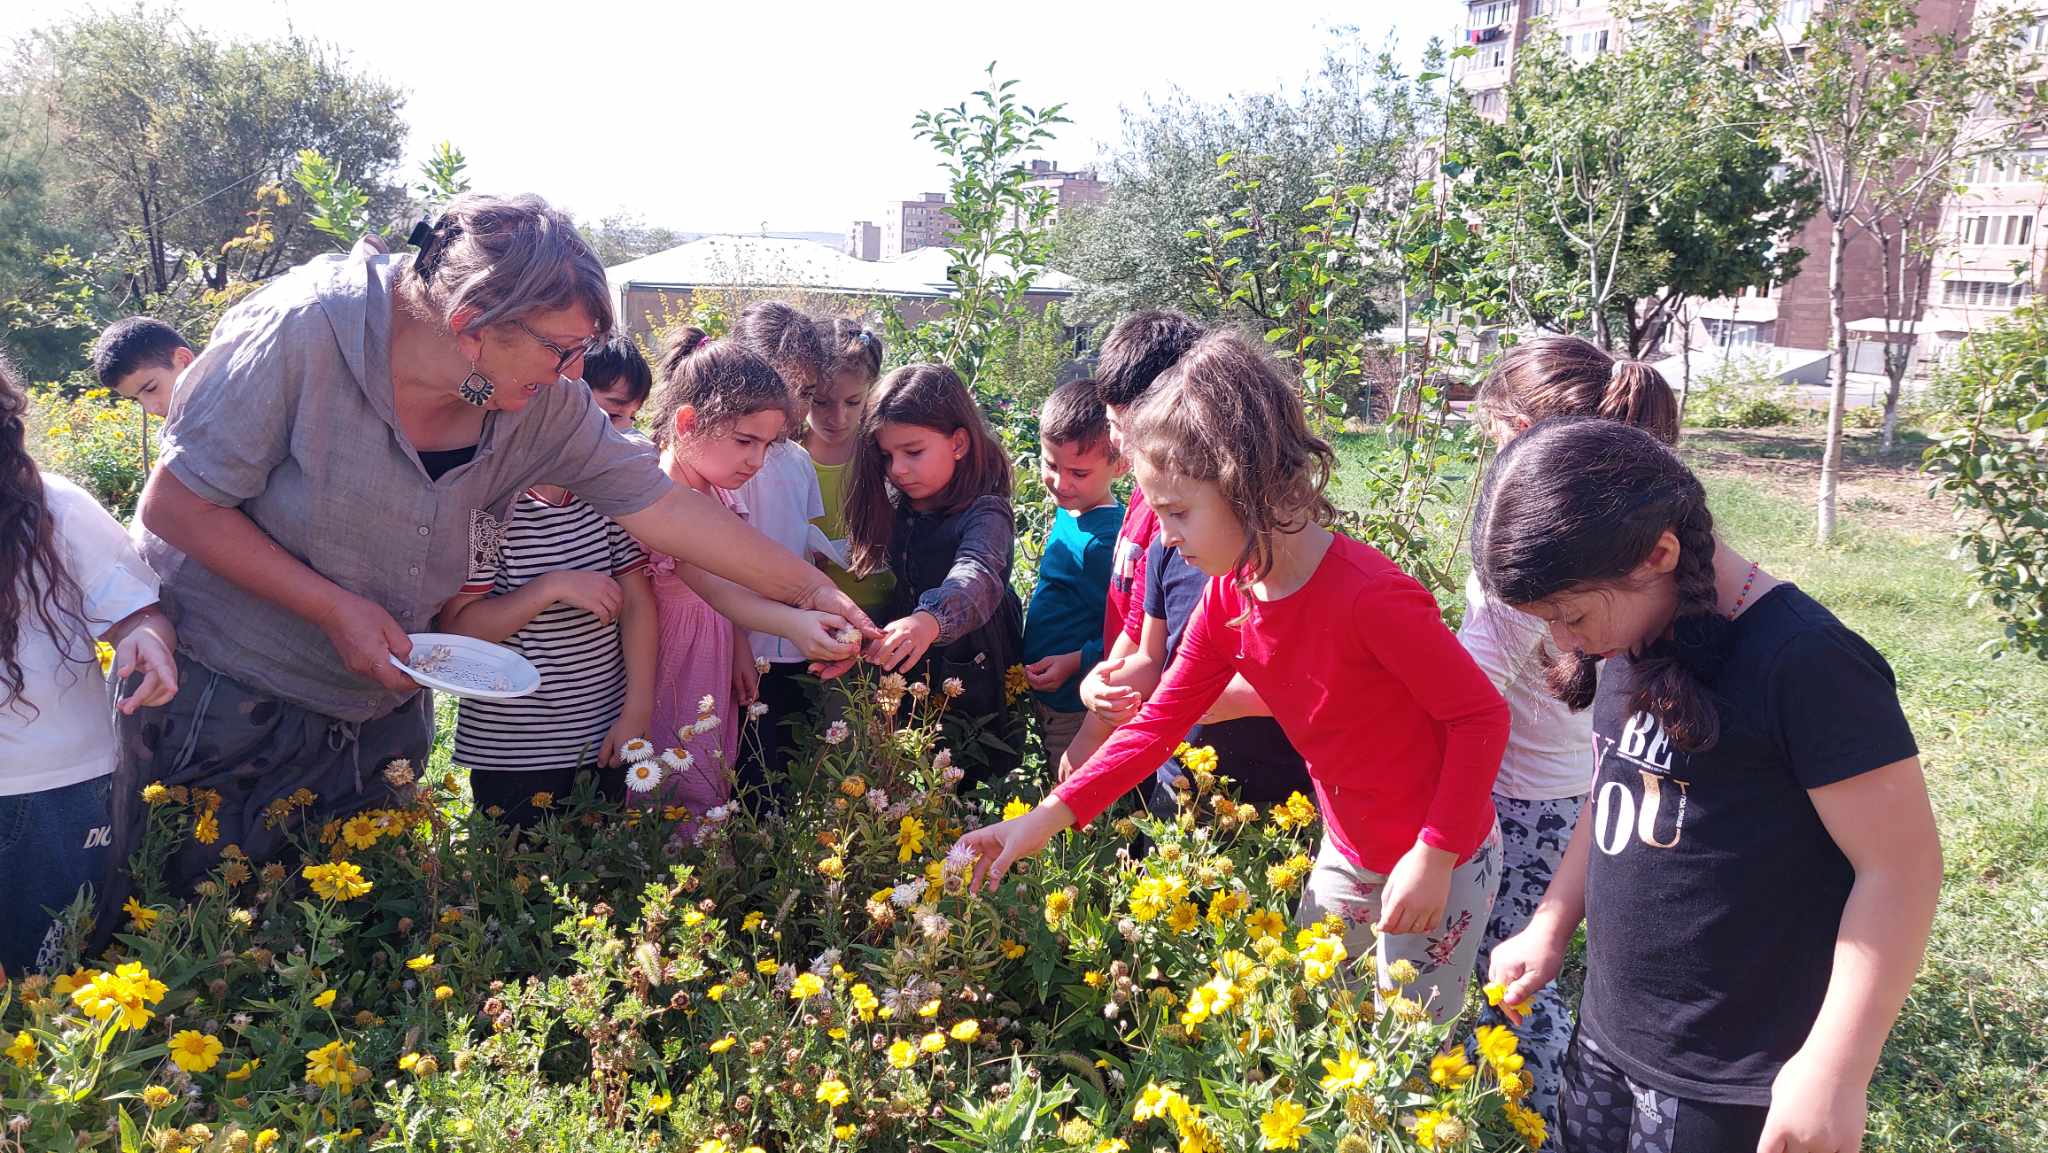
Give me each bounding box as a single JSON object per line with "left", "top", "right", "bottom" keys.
{"left": 405, "top": 193, "right": 613, "bottom": 333}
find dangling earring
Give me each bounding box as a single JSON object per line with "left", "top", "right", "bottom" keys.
{"left": 457, "top": 370, "right": 494, "bottom": 407}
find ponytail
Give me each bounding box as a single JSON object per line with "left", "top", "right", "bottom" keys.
{"left": 1601, "top": 359, "right": 1682, "bottom": 446}
{"left": 1474, "top": 417, "right": 1726, "bottom": 751}
{"left": 643, "top": 326, "right": 792, "bottom": 451}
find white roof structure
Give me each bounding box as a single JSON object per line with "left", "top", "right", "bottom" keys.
{"left": 606, "top": 235, "right": 1077, "bottom": 305}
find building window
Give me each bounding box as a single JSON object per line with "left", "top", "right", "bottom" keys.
{"left": 1955, "top": 212, "right": 2036, "bottom": 246}
{"left": 1965, "top": 148, "right": 2048, "bottom": 184}
{"left": 1780, "top": 0, "right": 1811, "bottom": 25}
{"left": 2020, "top": 18, "right": 2048, "bottom": 52}
{"left": 1943, "top": 279, "right": 2033, "bottom": 308}
{"left": 1490, "top": 46, "right": 1507, "bottom": 67}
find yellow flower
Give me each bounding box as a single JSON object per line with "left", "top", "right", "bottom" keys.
{"left": 1166, "top": 902, "right": 1200, "bottom": 934}
{"left": 833, "top": 1123, "right": 857, "bottom": 1140}
{"left": 741, "top": 911, "right": 765, "bottom": 932}
{"left": 406, "top": 952, "right": 436, "bottom": 972}
{"left": 1044, "top": 886, "right": 1075, "bottom": 928}
{"left": 697, "top": 1141, "right": 729, "bottom": 1153}
{"left": 434, "top": 984, "right": 454, "bottom": 1002}
{"left": 707, "top": 983, "right": 729, "bottom": 1002}
{"left": 1000, "top": 939, "right": 1026, "bottom": 960}
{"left": 96, "top": 640, "right": 115, "bottom": 676}
{"left": 1132, "top": 1082, "right": 1190, "bottom": 1123}
{"left": 709, "top": 1034, "right": 737, "bottom": 1053}
{"left": 887, "top": 1039, "right": 916, "bottom": 1068}
{"left": 1179, "top": 976, "right": 1237, "bottom": 1026}
{"left": 817, "top": 855, "right": 844, "bottom": 878}
{"left": 1299, "top": 935, "right": 1347, "bottom": 985}
{"left": 917, "top": 998, "right": 941, "bottom": 1018}
{"left": 254, "top": 1128, "right": 281, "bottom": 1151}
{"left": 791, "top": 972, "right": 825, "bottom": 1000}
{"left": 1271, "top": 791, "right": 1318, "bottom": 831}
{"left": 168, "top": 1030, "right": 223, "bottom": 1073}
{"left": 1095, "top": 1141, "right": 1130, "bottom": 1153}
{"left": 756, "top": 959, "right": 779, "bottom": 976}
{"left": 1385, "top": 958, "right": 1419, "bottom": 987}
{"left": 1002, "top": 797, "right": 1031, "bottom": 821}
{"left": 1206, "top": 889, "right": 1247, "bottom": 924}
{"left": 1319, "top": 1049, "right": 1374, "bottom": 1093}
{"left": 851, "top": 982, "right": 879, "bottom": 1020}
{"left": 398, "top": 1052, "right": 421, "bottom": 1072}
{"left": 1475, "top": 1024, "right": 1524, "bottom": 1072}
{"left": 448, "top": 1120, "right": 473, "bottom": 1137}
{"left": 1245, "top": 908, "right": 1287, "bottom": 940}
{"left": 70, "top": 962, "right": 168, "bottom": 1032}
{"left": 816, "top": 1078, "right": 850, "bottom": 1107}
{"left": 1082, "top": 970, "right": 1106, "bottom": 988}
{"left": 896, "top": 814, "right": 927, "bottom": 862}
{"left": 4, "top": 1031, "right": 36, "bottom": 1067}
{"left": 1258, "top": 1098, "right": 1309, "bottom": 1150}
{"left": 646, "top": 1090, "right": 672, "bottom": 1115}
{"left": 304, "top": 1039, "right": 358, "bottom": 1089}
{"left": 122, "top": 897, "right": 159, "bottom": 932}
{"left": 919, "top": 1031, "right": 946, "bottom": 1054}
{"left": 1505, "top": 1099, "right": 1549, "bottom": 1147}
{"left": 141, "top": 1084, "right": 174, "bottom": 1109}
{"left": 949, "top": 1019, "right": 981, "bottom": 1043}
{"left": 1413, "top": 1109, "right": 1466, "bottom": 1150}
{"left": 1429, "top": 1050, "right": 1476, "bottom": 1087}
{"left": 192, "top": 807, "right": 219, "bottom": 845}
{"left": 302, "top": 860, "right": 372, "bottom": 901}
{"left": 225, "top": 1057, "right": 260, "bottom": 1081}
{"left": 529, "top": 791, "right": 555, "bottom": 809}
{"left": 313, "top": 989, "right": 337, "bottom": 1009}
{"left": 341, "top": 815, "right": 380, "bottom": 850}
{"left": 140, "top": 782, "right": 170, "bottom": 806}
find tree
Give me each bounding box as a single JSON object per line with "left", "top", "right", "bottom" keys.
{"left": 16, "top": 5, "right": 408, "bottom": 301}
{"left": 1459, "top": 4, "right": 1816, "bottom": 357}
{"left": 1743, "top": 0, "right": 2036, "bottom": 543}
{"left": 1058, "top": 33, "right": 1434, "bottom": 335}
{"left": 582, "top": 211, "right": 687, "bottom": 267}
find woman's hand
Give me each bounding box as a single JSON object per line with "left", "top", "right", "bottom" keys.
{"left": 1080, "top": 656, "right": 1143, "bottom": 725}
{"left": 866, "top": 611, "right": 940, "bottom": 673}
{"left": 1378, "top": 840, "right": 1456, "bottom": 936}
{"left": 109, "top": 610, "right": 178, "bottom": 714}
{"left": 543, "top": 570, "right": 624, "bottom": 626}
{"left": 799, "top": 581, "right": 879, "bottom": 637}
{"left": 1757, "top": 1047, "right": 1868, "bottom": 1153}
{"left": 955, "top": 798, "right": 1076, "bottom": 894}
{"left": 316, "top": 590, "right": 416, "bottom": 692}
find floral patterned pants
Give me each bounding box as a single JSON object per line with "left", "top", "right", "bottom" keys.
{"left": 1295, "top": 823, "right": 1500, "bottom": 1025}
{"left": 1473, "top": 792, "right": 1585, "bottom": 1152}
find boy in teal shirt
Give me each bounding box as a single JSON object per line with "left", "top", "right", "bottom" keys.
{"left": 1022, "top": 378, "right": 1127, "bottom": 770}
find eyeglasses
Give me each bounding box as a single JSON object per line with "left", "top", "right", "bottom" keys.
{"left": 514, "top": 320, "right": 603, "bottom": 376}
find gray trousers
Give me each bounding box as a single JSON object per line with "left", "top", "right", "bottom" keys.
{"left": 103, "top": 653, "right": 429, "bottom": 920}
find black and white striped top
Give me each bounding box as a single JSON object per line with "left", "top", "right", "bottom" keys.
{"left": 451, "top": 490, "right": 648, "bottom": 773}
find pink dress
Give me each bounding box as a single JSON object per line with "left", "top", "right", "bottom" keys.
{"left": 644, "top": 487, "right": 744, "bottom": 816}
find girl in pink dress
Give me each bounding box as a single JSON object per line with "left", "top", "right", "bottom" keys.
{"left": 640, "top": 327, "right": 860, "bottom": 818}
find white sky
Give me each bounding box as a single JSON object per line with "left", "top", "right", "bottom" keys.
{"left": 13, "top": 0, "right": 1454, "bottom": 235}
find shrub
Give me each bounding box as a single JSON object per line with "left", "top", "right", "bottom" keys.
{"left": 24, "top": 378, "right": 155, "bottom": 519}
{"left": 1, "top": 670, "right": 1540, "bottom": 1152}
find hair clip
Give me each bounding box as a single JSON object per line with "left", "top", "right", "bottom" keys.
{"left": 408, "top": 217, "right": 437, "bottom": 251}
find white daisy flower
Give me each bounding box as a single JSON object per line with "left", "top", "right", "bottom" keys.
{"left": 689, "top": 715, "right": 722, "bottom": 737}
{"left": 660, "top": 748, "right": 694, "bottom": 776}
{"left": 754, "top": 656, "right": 770, "bottom": 674}
{"left": 823, "top": 720, "right": 850, "bottom": 746}
{"left": 619, "top": 738, "right": 656, "bottom": 764}
{"left": 625, "top": 758, "right": 665, "bottom": 794}
{"left": 908, "top": 681, "right": 930, "bottom": 701}
{"left": 696, "top": 694, "right": 717, "bottom": 717}
{"left": 943, "top": 677, "right": 964, "bottom": 698}
{"left": 834, "top": 625, "right": 862, "bottom": 646}
{"left": 746, "top": 701, "right": 769, "bottom": 720}
{"left": 889, "top": 879, "right": 927, "bottom": 908}
{"left": 704, "top": 804, "right": 733, "bottom": 824}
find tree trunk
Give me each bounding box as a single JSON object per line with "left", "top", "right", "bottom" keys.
{"left": 1881, "top": 360, "right": 1905, "bottom": 451}
{"left": 1818, "top": 214, "right": 1849, "bottom": 546}
{"left": 1679, "top": 304, "right": 1695, "bottom": 428}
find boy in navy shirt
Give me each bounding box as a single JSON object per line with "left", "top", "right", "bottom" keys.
{"left": 1022, "top": 379, "right": 1125, "bottom": 771}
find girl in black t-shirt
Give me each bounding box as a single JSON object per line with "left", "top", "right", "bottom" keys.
{"left": 1471, "top": 418, "right": 1940, "bottom": 1153}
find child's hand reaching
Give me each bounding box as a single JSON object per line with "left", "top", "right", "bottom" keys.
{"left": 1024, "top": 650, "right": 1082, "bottom": 693}
{"left": 543, "top": 570, "right": 624, "bottom": 626}
{"left": 782, "top": 611, "right": 865, "bottom": 664}
{"left": 1080, "top": 656, "right": 1143, "bottom": 725}
{"left": 865, "top": 611, "right": 940, "bottom": 673}
{"left": 731, "top": 633, "right": 761, "bottom": 708}
{"left": 598, "top": 709, "right": 651, "bottom": 768}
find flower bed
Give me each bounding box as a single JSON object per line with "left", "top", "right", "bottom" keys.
{"left": 0, "top": 672, "right": 1537, "bottom": 1152}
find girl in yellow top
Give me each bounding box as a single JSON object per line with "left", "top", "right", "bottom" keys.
{"left": 806, "top": 320, "right": 893, "bottom": 615}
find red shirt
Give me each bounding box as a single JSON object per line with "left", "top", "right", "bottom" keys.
{"left": 1055, "top": 533, "right": 1509, "bottom": 873}
{"left": 1102, "top": 486, "right": 1159, "bottom": 651}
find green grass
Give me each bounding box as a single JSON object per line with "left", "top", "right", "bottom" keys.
{"left": 1328, "top": 425, "right": 2047, "bottom": 1152}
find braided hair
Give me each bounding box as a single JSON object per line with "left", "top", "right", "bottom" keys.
{"left": 1472, "top": 417, "right": 1729, "bottom": 751}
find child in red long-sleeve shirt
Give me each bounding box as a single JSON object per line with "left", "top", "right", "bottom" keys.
{"left": 958, "top": 329, "right": 1510, "bottom": 1020}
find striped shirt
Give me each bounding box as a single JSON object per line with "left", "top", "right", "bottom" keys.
{"left": 451, "top": 490, "right": 648, "bottom": 773}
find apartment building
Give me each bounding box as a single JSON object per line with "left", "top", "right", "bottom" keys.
{"left": 1452, "top": 0, "right": 2005, "bottom": 368}
{"left": 880, "top": 193, "right": 956, "bottom": 258}
{"left": 1010, "top": 160, "right": 1109, "bottom": 230}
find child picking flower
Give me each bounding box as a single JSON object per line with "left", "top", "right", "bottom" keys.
{"left": 957, "top": 330, "right": 1510, "bottom": 1019}
{"left": 1472, "top": 418, "right": 1939, "bottom": 1153}
{"left": 844, "top": 363, "right": 1024, "bottom": 788}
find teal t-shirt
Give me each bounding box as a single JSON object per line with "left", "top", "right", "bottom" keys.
{"left": 1022, "top": 503, "right": 1124, "bottom": 713}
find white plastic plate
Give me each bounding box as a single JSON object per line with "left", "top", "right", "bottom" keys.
{"left": 389, "top": 633, "right": 541, "bottom": 700}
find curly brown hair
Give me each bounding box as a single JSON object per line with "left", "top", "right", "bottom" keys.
{"left": 644, "top": 327, "right": 794, "bottom": 451}
{"left": 1125, "top": 329, "right": 1336, "bottom": 605}
{"left": 0, "top": 352, "right": 92, "bottom": 718}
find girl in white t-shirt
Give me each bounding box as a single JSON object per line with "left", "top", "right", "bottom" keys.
{"left": 1, "top": 355, "right": 177, "bottom": 976}
{"left": 1457, "top": 335, "right": 1680, "bottom": 1146}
